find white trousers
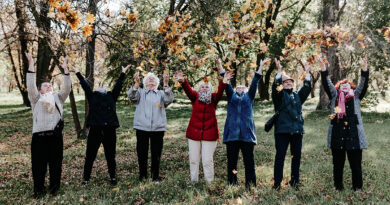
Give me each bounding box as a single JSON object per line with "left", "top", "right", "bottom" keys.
{"left": 188, "top": 139, "right": 217, "bottom": 183}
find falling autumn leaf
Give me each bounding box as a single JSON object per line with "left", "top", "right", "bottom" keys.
{"left": 82, "top": 24, "right": 94, "bottom": 37}
{"left": 86, "top": 13, "right": 96, "bottom": 24}
{"left": 276, "top": 85, "right": 283, "bottom": 92}
{"left": 232, "top": 169, "right": 238, "bottom": 175}
{"left": 334, "top": 106, "right": 342, "bottom": 114}
{"left": 357, "top": 34, "right": 365, "bottom": 41}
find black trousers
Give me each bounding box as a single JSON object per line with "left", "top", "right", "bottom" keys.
{"left": 331, "top": 149, "right": 363, "bottom": 190}
{"left": 83, "top": 126, "right": 117, "bottom": 181}
{"left": 136, "top": 129, "right": 164, "bottom": 181}
{"left": 274, "top": 134, "right": 303, "bottom": 185}
{"left": 226, "top": 141, "right": 256, "bottom": 187}
{"left": 31, "top": 131, "right": 63, "bottom": 195}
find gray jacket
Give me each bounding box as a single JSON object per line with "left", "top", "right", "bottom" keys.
{"left": 128, "top": 86, "right": 174, "bottom": 131}
{"left": 322, "top": 70, "right": 369, "bottom": 149}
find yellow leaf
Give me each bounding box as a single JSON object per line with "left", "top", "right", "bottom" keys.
{"left": 86, "top": 13, "right": 96, "bottom": 24}
{"left": 357, "top": 34, "right": 365, "bottom": 41}
{"left": 232, "top": 169, "right": 238, "bottom": 174}
{"left": 328, "top": 114, "right": 336, "bottom": 120}
{"left": 112, "top": 187, "right": 120, "bottom": 192}
{"left": 82, "top": 24, "right": 94, "bottom": 37}
{"left": 276, "top": 85, "right": 283, "bottom": 92}
{"left": 164, "top": 69, "right": 169, "bottom": 74}
{"left": 334, "top": 106, "right": 342, "bottom": 114}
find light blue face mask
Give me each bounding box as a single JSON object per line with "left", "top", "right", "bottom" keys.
{"left": 96, "top": 87, "right": 107, "bottom": 94}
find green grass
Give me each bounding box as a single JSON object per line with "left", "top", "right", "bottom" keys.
{"left": 0, "top": 92, "right": 390, "bottom": 204}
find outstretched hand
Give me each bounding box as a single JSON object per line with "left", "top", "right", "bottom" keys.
{"left": 304, "top": 62, "right": 312, "bottom": 74}
{"left": 25, "top": 53, "right": 34, "bottom": 72}
{"left": 223, "top": 71, "right": 234, "bottom": 84}
{"left": 174, "top": 70, "right": 184, "bottom": 83}
{"left": 316, "top": 56, "right": 327, "bottom": 71}
{"left": 257, "top": 58, "right": 271, "bottom": 74}
{"left": 163, "top": 71, "right": 169, "bottom": 86}
{"left": 214, "top": 58, "right": 225, "bottom": 73}
{"left": 61, "top": 56, "right": 69, "bottom": 74}
{"left": 274, "top": 58, "right": 282, "bottom": 73}
{"left": 360, "top": 56, "right": 368, "bottom": 71}
{"left": 122, "top": 64, "right": 131, "bottom": 73}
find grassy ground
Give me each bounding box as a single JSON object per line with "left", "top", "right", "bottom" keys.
{"left": 0, "top": 92, "right": 389, "bottom": 204}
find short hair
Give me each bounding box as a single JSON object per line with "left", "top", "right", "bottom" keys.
{"left": 334, "top": 79, "right": 356, "bottom": 90}
{"left": 143, "top": 72, "right": 160, "bottom": 90}
{"left": 38, "top": 82, "right": 51, "bottom": 90}
{"left": 198, "top": 81, "right": 213, "bottom": 93}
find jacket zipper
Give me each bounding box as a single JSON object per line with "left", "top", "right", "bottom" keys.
{"left": 201, "top": 102, "right": 206, "bottom": 140}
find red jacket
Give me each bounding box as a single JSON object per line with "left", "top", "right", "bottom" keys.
{"left": 181, "top": 78, "right": 226, "bottom": 141}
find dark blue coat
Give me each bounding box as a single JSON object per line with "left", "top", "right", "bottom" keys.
{"left": 76, "top": 72, "right": 125, "bottom": 128}
{"left": 271, "top": 76, "right": 312, "bottom": 135}
{"left": 223, "top": 73, "right": 262, "bottom": 144}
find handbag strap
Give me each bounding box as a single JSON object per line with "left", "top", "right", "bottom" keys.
{"left": 54, "top": 102, "right": 62, "bottom": 119}
{"left": 275, "top": 93, "right": 294, "bottom": 115}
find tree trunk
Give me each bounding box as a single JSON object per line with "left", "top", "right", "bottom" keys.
{"left": 318, "top": 0, "right": 346, "bottom": 109}
{"left": 35, "top": 0, "right": 52, "bottom": 86}
{"left": 13, "top": 0, "right": 30, "bottom": 106}
{"left": 69, "top": 89, "right": 82, "bottom": 138}
{"left": 82, "top": 0, "right": 99, "bottom": 138}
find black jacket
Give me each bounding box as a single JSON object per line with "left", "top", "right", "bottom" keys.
{"left": 76, "top": 72, "right": 125, "bottom": 128}
{"left": 271, "top": 76, "right": 312, "bottom": 135}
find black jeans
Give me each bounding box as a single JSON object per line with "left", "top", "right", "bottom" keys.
{"left": 331, "top": 149, "right": 363, "bottom": 190}
{"left": 83, "top": 126, "right": 117, "bottom": 181}
{"left": 226, "top": 141, "right": 256, "bottom": 187}
{"left": 273, "top": 134, "right": 302, "bottom": 185}
{"left": 31, "top": 131, "right": 63, "bottom": 195}
{"left": 136, "top": 129, "right": 164, "bottom": 181}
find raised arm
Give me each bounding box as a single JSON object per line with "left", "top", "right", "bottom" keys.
{"left": 317, "top": 56, "right": 337, "bottom": 100}
{"left": 271, "top": 58, "right": 284, "bottom": 107}
{"left": 127, "top": 72, "right": 141, "bottom": 104}
{"left": 297, "top": 62, "right": 313, "bottom": 104}
{"left": 354, "top": 56, "right": 369, "bottom": 100}
{"left": 112, "top": 73, "right": 125, "bottom": 101}
{"left": 75, "top": 72, "right": 93, "bottom": 99}
{"left": 248, "top": 59, "right": 269, "bottom": 100}
{"left": 162, "top": 87, "right": 174, "bottom": 107}
{"left": 212, "top": 79, "right": 226, "bottom": 104}
{"left": 26, "top": 53, "right": 39, "bottom": 104}
{"left": 57, "top": 56, "right": 72, "bottom": 103}
{"left": 181, "top": 78, "right": 197, "bottom": 103}
{"left": 248, "top": 73, "right": 262, "bottom": 100}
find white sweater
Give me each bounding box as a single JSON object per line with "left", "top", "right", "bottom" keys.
{"left": 27, "top": 72, "right": 72, "bottom": 134}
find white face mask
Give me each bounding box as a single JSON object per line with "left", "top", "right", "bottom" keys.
{"left": 235, "top": 86, "right": 247, "bottom": 94}
{"left": 340, "top": 83, "right": 351, "bottom": 92}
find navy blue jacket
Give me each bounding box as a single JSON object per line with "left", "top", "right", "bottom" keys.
{"left": 271, "top": 76, "right": 312, "bottom": 135}
{"left": 223, "top": 73, "right": 262, "bottom": 144}
{"left": 76, "top": 72, "right": 125, "bottom": 128}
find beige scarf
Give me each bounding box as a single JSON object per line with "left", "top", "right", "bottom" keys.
{"left": 39, "top": 93, "right": 55, "bottom": 113}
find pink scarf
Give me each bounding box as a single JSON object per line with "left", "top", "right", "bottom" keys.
{"left": 337, "top": 89, "right": 355, "bottom": 119}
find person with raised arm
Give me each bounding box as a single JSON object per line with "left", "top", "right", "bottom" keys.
{"left": 271, "top": 58, "right": 312, "bottom": 190}
{"left": 75, "top": 65, "right": 130, "bottom": 186}
{"left": 26, "top": 53, "right": 72, "bottom": 198}
{"left": 174, "top": 65, "right": 233, "bottom": 183}
{"left": 128, "top": 71, "right": 174, "bottom": 182}
{"left": 220, "top": 58, "right": 270, "bottom": 187}
{"left": 318, "top": 56, "right": 369, "bottom": 191}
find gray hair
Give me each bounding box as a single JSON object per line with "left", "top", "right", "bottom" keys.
{"left": 143, "top": 72, "right": 160, "bottom": 90}
{"left": 198, "top": 81, "right": 213, "bottom": 93}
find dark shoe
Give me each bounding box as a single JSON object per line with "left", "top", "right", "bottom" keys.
{"left": 33, "top": 190, "right": 46, "bottom": 199}
{"left": 81, "top": 180, "right": 89, "bottom": 185}
{"left": 110, "top": 178, "right": 118, "bottom": 185}
{"left": 335, "top": 183, "right": 344, "bottom": 191}
{"left": 272, "top": 182, "right": 281, "bottom": 191}
{"left": 289, "top": 181, "right": 300, "bottom": 190}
